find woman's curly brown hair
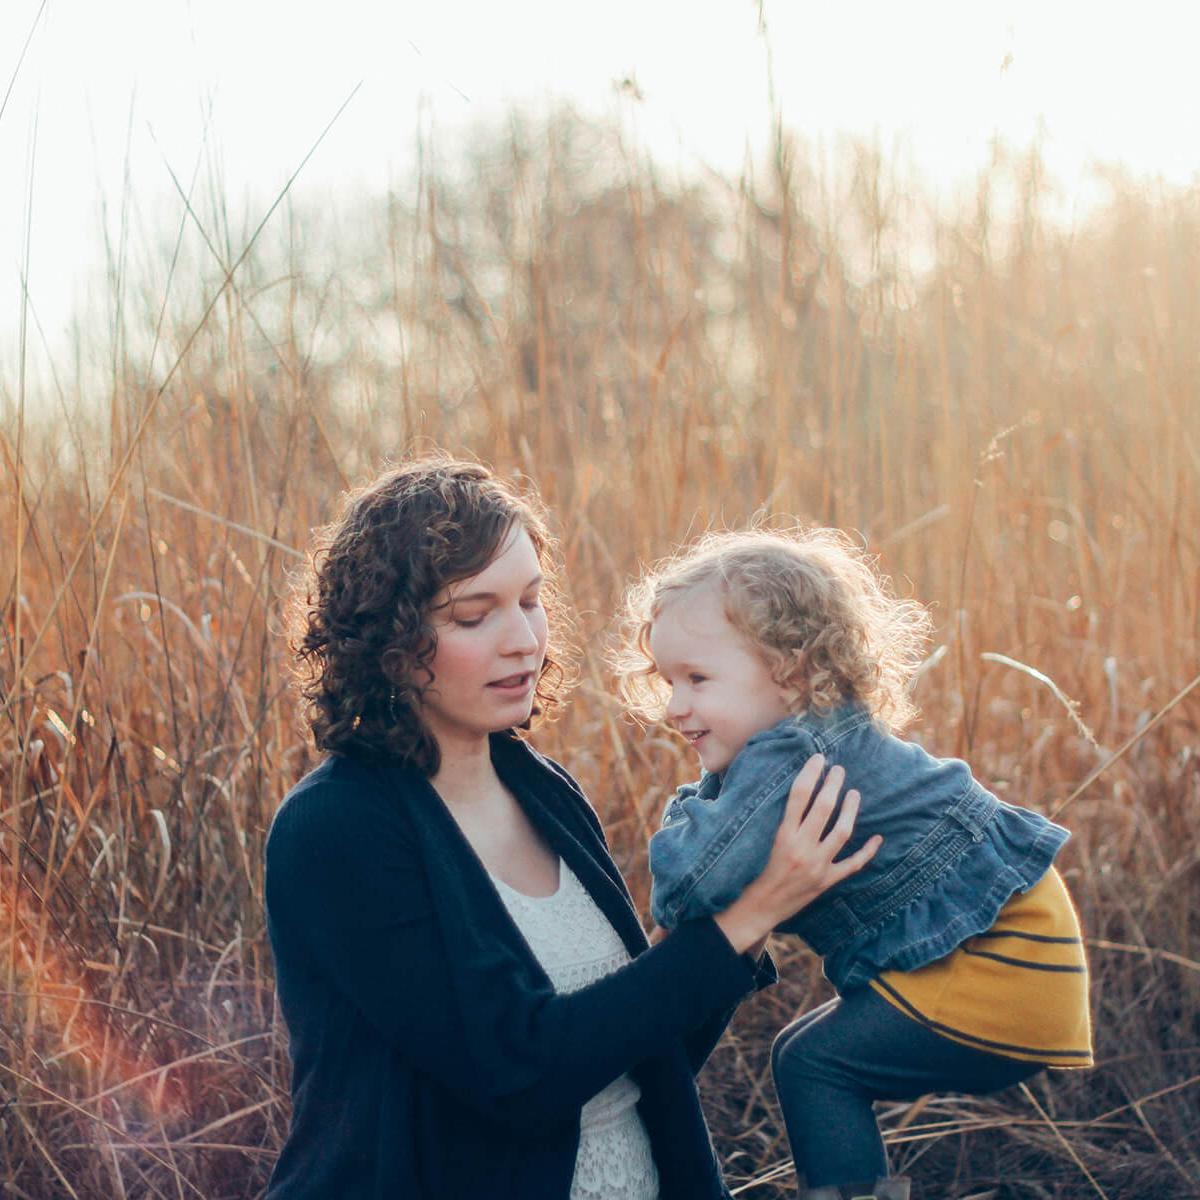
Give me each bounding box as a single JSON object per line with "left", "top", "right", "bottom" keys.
{"left": 615, "top": 526, "right": 933, "bottom": 734}
{"left": 288, "top": 454, "right": 576, "bottom": 774}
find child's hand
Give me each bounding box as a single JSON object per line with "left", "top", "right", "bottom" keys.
{"left": 648, "top": 924, "right": 669, "bottom": 945}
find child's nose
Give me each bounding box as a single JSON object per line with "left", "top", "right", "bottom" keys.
{"left": 665, "top": 689, "right": 689, "bottom": 722}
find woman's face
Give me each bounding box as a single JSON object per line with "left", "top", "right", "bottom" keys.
{"left": 420, "top": 524, "right": 549, "bottom": 760}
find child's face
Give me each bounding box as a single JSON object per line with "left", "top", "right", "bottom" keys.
{"left": 648, "top": 585, "right": 793, "bottom": 775}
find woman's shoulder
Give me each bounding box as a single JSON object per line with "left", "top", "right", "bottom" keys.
{"left": 265, "top": 755, "right": 431, "bottom": 922}
{"left": 268, "top": 755, "right": 420, "bottom": 863}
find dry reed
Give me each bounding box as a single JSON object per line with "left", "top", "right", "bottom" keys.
{"left": 1, "top": 108, "right": 1198, "bottom": 1198}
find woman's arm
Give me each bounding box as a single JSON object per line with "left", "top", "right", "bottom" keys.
{"left": 266, "top": 783, "right": 764, "bottom": 1136}
{"left": 682, "top": 944, "right": 777, "bottom": 1075}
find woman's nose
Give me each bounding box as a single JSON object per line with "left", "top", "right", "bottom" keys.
{"left": 502, "top": 606, "right": 541, "bottom": 654}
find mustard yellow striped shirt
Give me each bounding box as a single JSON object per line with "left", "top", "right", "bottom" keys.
{"left": 869, "top": 867, "right": 1094, "bottom": 1068}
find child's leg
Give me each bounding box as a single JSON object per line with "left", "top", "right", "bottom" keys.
{"left": 772, "top": 987, "right": 1040, "bottom": 1189}
{"left": 772, "top": 993, "right": 891, "bottom": 1186}
{"left": 771, "top": 995, "right": 841, "bottom": 1064}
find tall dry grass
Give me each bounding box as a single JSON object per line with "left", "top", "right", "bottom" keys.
{"left": 2, "top": 110, "right": 1198, "bottom": 1198}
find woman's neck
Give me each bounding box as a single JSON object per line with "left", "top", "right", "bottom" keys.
{"left": 430, "top": 736, "right": 502, "bottom": 810}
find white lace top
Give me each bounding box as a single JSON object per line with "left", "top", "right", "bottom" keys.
{"left": 489, "top": 861, "right": 660, "bottom": 1200}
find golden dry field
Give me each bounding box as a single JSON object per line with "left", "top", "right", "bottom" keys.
{"left": 3, "top": 112, "right": 1198, "bottom": 1197}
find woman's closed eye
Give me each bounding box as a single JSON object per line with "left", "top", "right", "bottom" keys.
{"left": 453, "top": 595, "right": 540, "bottom": 627}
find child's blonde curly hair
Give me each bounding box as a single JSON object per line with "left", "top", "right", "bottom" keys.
{"left": 615, "top": 526, "right": 933, "bottom": 734}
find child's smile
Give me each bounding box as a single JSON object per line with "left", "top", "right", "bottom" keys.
{"left": 648, "top": 585, "right": 793, "bottom": 775}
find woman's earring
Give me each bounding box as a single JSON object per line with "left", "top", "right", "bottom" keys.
{"left": 388, "top": 686, "right": 399, "bottom": 723}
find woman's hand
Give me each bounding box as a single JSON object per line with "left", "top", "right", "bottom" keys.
{"left": 713, "top": 754, "right": 880, "bottom": 955}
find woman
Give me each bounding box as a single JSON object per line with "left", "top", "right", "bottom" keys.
{"left": 264, "top": 455, "right": 878, "bottom": 1199}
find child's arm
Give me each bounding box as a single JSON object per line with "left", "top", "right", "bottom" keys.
{"left": 650, "top": 724, "right": 832, "bottom": 929}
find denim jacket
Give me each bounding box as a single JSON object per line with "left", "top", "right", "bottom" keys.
{"left": 649, "top": 702, "right": 1069, "bottom": 992}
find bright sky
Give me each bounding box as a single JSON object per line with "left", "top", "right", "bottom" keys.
{"left": 2, "top": 0, "right": 1198, "bottom": 376}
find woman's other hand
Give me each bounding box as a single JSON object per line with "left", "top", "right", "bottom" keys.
{"left": 713, "top": 754, "right": 880, "bottom": 954}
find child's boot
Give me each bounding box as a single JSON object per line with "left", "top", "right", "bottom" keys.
{"left": 797, "top": 1178, "right": 910, "bottom": 1200}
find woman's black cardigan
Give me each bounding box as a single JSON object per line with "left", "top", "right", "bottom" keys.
{"left": 264, "top": 730, "right": 775, "bottom": 1199}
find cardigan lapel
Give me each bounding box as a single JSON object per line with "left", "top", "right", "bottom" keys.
{"left": 376, "top": 756, "right": 569, "bottom": 1097}
{"left": 375, "top": 736, "right": 650, "bottom": 974}
{"left": 495, "top": 739, "right": 651, "bottom": 962}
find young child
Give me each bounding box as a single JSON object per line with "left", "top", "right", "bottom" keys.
{"left": 616, "top": 527, "right": 1093, "bottom": 1200}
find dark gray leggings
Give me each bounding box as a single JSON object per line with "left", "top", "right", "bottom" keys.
{"left": 771, "top": 987, "right": 1041, "bottom": 1188}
